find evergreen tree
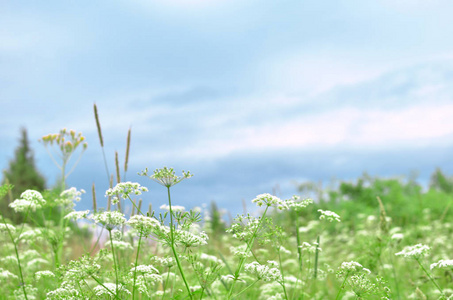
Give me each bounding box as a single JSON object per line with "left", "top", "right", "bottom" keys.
{"left": 1, "top": 128, "right": 46, "bottom": 222}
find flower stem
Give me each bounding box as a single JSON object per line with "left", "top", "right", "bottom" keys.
{"left": 109, "top": 229, "right": 119, "bottom": 297}
{"left": 167, "top": 186, "right": 193, "bottom": 300}
{"left": 234, "top": 279, "right": 260, "bottom": 298}
{"left": 132, "top": 234, "right": 143, "bottom": 299}
{"left": 415, "top": 258, "right": 444, "bottom": 297}
{"left": 227, "top": 205, "right": 269, "bottom": 299}
{"left": 1, "top": 214, "right": 28, "bottom": 300}
{"left": 335, "top": 272, "right": 350, "bottom": 300}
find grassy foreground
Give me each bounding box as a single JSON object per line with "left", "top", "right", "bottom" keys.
{"left": 1, "top": 168, "right": 453, "bottom": 300}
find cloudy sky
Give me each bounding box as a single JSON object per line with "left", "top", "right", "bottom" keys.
{"left": 1, "top": 1, "right": 453, "bottom": 215}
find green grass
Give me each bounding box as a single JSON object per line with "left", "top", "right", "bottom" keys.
{"left": 1, "top": 170, "right": 453, "bottom": 299}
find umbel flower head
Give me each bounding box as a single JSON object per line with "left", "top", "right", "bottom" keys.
{"left": 9, "top": 190, "right": 46, "bottom": 212}
{"left": 139, "top": 167, "right": 193, "bottom": 188}
{"left": 395, "top": 244, "right": 430, "bottom": 259}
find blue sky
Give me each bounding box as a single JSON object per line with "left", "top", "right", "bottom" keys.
{"left": 2, "top": 1, "right": 453, "bottom": 215}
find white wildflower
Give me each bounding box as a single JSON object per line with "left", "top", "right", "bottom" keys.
{"left": 105, "top": 182, "right": 148, "bottom": 204}
{"left": 35, "top": 270, "right": 55, "bottom": 280}
{"left": 0, "top": 223, "right": 16, "bottom": 233}
{"left": 140, "top": 167, "right": 193, "bottom": 187}
{"left": 9, "top": 190, "right": 46, "bottom": 212}
{"left": 57, "top": 187, "right": 85, "bottom": 207}
{"left": 395, "top": 244, "right": 430, "bottom": 259}
{"left": 318, "top": 209, "right": 341, "bottom": 222}
{"left": 252, "top": 193, "right": 288, "bottom": 210}
{"left": 285, "top": 196, "right": 313, "bottom": 211}
{"left": 127, "top": 215, "right": 161, "bottom": 236}
{"left": 0, "top": 268, "right": 18, "bottom": 281}
{"left": 64, "top": 210, "right": 90, "bottom": 220}
{"left": 430, "top": 259, "right": 453, "bottom": 270}
{"left": 91, "top": 211, "right": 126, "bottom": 229}
{"left": 245, "top": 261, "right": 283, "bottom": 282}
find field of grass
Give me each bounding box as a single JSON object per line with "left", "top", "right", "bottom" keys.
{"left": 1, "top": 165, "right": 453, "bottom": 299}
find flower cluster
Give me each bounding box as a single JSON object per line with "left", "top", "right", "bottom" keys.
{"left": 252, "top": 193, "right": 288, "bottom": 210}
{"left": 105, "top": 182, "right": 148, "bottom": 204}
{"left": 285, "top": 196, "right": 313, "bottom": 211}
{"left": 57, "top": 187, "right": 85, "bottom": 207}
{"left": 64, "top": 210, "right": 90, "bottom": 220}
{"left": 40, "top": 128, "right": 87, "bottom": 155}
{"left": 430, "top": 259, "right": 453, "bottom": 270}
{"left": 395, "top": 244, "right": 430, "bottom": 259}
{"left": 91, "top": 211, "right": 126, "bottom": 230}
{"left": 9, "top": 190, "right": 46, "bottom": 212}
{"left": 337, "top": 261, "right": 371, "bottom": 278}
{"left": 318, "top": 209, "right": 341, "bottom": 222}
{"left": 0, "top": 223, "right": 16, "bottom": 233}
{"left": 244, "top": 261, "right": 283, "bottom": 282}
{"left": 175, "top": 230, "right": 208, "bottom": 247}
{"left": 127, "top": 215, "right": 161, "bottom": 236}
{"left": 140, "top": 167, "right": 193, "bottom": 188}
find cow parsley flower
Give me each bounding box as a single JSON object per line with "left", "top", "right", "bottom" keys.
{"left": 395, "top": 244, "right": 430, "bottom": 259}
{"left": 35, "top": 270, "right": 55, "bottom": 280}
{"left": 105, "top": 182, "right": 148, "bottom": 204}
{"left": 0, "top": 268, "right": 18, "bottom": 281}
{"left": 337, "top": 261, "right": 370, "bottom": 276}
{"left": 286, "top": 196, "right": 313, "bottom": 211}
{"left": 91, "top": 211, "right": 126, "bottom": 230}
{"left": 140, "top": 167, "right": 193, "bottom": 188}
{"left": 318, "top": 209, "right": 341, "bottom": 222}
{"left": 9, "top": 190, "right": 46, "bottom": 212}
{"left": 175, "top": 230, "right": 208, "bottom": 247}
{"left": 127, "top": 215, "right": 161, "bottom": 236}
{"left": 430, "top": 259, "right": 453, "bottom": 270}
{"left": 64, "top": 210, "right": 90, "bottom": 220}
{"left": 244, "top": 261, "right": 283, "bottom": 282}
{"left": 46, "top": 282, "right": 80, "bottom": 300}
{"left": 0, "top": 223, "right": 16, "bottom": 233}
{"left": 57, "top": 187, "right": 85, "bottom": 207}
{"left": 252, "top": 193, "right": 288, "bottom": 210}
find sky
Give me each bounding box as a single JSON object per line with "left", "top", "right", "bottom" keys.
{"left": 1, "top": 0, "right": 453, "bottom": 216}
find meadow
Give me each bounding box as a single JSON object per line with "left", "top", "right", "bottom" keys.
{"left": 1, "top": 109, "right": 452, "bottom": 299}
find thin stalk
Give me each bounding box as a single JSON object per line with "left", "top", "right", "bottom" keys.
{"left": 415, "top": 258, "right": 444, "bottom": 297}
{"left": 234, "top": 279, "right": 260, "bottom": 298}
{"left": 161, "top": 268, "right": 171, "bottom": 300}
{"left": 1, "top": 214, "right": 29, "bottom": 300}
{"left": 278, "top": 249, "right": 289, "bottom": 300}
{"left": 109, "top": 229, "right": 119, "bottom": 296}
{"left": 132, "top": 234, "right": 143, "bottom": 299}
{"left": 167, "top": 186, "right": 193, "bottom": 300}
{"left": 227, "top": 206, "right": 269, "bottom": 299}
{"left": 313, "top": 235, "right": 320, "bottom": 279}
{"left": 90, "top": 274, "right": 122, "bottom": 300}
{"left": 335, "top": 272, "right": 350, "bottom": 300}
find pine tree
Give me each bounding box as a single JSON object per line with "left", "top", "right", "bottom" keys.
{"left": 1, "top": 128, "right": 46, "bottom": 222}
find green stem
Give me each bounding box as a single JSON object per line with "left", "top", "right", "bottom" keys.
{"left": 109, "top": 229, "right": 119, "bottom": 297}
{"left": 132, "top": 234, "right": 143, "bottom": 299}
{"left": 314, "top": 235, "right": 320, "bottom": 279}
{"left": 278, "top": 249, "right": 289, "bottom": 300}
{"left": 415, "top": 258, "right": 444, "bottom": 297}
{"left": 234, "top": 279, "right": 260, "bottom": 298}
{"left": 90, "top": 275, "right": 122, "bottom": 300}
{"left": 1, "top": 214, "right": 29, "bottom": 300}
{"left": 335, "top": 272, "right": 350, "bottom": 300}
{"left": 227, "top": 205, "right": 269, "bottom": 299}
{"left": 167, "top": 186, "right": 193, "bottom": 300}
